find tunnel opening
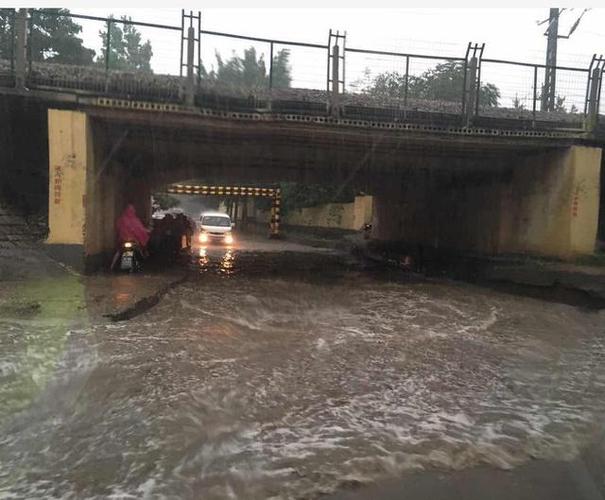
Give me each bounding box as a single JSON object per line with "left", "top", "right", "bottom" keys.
{"left": 143, "top": 183, "right": 285, "bottom": 272}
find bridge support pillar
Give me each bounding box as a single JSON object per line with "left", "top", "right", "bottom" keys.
{"left": 46, "top": 109, "right": 132, "bottom": 272}
{"left": 371, "top": 145, "right": 601, "bottom": 261}
{"left": 46, "top": 110, "right": 91, "bottom": 270}
{"left": 500, "top": 145, "right": 602, "bottom": 258}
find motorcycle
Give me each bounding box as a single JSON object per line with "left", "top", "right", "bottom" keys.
{"left": 118, "top": 241, "right": 142, "bottom": 272}
{"left": 363, "top": 223, "right": 372, "bottom": 240}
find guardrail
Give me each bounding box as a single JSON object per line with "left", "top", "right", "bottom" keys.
{"left": 0, "top": 8, "right": 603, "bottom": 131}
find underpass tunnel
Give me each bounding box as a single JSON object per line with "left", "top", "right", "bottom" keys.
{"left": 44, "top": 108, "right": 603, "bottom": 272}
{"left": 151, "top": 185, "right": 283, "bottom": 238}
{"left": 44, "top": 109, "right": 367, "bottom": 271}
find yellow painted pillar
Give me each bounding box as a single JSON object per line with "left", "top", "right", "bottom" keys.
{"left": 502, "top": 145, "right": 602, "bottom": 259}
{"left": 47, "top": 109, "right": 91, "bottom": 246}
{"left": 353, "top": 195, "right": 374, "bottom": 230}
{"left": 568, "top": 146, "right": 601, "bottom": 255}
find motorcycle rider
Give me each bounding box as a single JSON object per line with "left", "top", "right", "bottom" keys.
{"left": 110, "top": 204, "right": 150, "bottom": 270}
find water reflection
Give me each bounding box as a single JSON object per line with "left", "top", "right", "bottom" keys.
{"left": 221, "top": 249, "right": 235, "bottom": 275}
{"left": 196, "top": 246, "right": 236, "bottom": 276}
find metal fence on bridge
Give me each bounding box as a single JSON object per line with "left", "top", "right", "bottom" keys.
{"left": 1, "top": 8, "right": 604, "bottom": 131}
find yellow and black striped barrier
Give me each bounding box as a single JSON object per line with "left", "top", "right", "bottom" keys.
{"left": 166, "top": 184, "right": 282, "bottom": 237}
{"left": 269, "top": 188, "right": 281, "bottom": 238}
{"left": 168, "top": 184, "right": 277, "bottom": 197}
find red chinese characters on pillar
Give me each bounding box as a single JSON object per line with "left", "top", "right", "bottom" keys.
{"left": 572, "top": 193, "right": 579, "bottom": 218}
{"left": 53, "top": 165, "right": 63, "bottom": 205}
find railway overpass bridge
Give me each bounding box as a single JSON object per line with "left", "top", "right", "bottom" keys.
{"left": 4, "top": 97, "right": 596, "bottom": 272}
{"left": 0, "top": 9, "right": 604, "bottom": 271}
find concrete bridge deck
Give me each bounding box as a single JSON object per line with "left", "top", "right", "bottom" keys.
{"left": 1, "top": 60, "right": 604, "bottom": 141}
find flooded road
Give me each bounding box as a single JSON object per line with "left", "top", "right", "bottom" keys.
{"left": 1, "top": 243, "right": 605, "bottom": 499}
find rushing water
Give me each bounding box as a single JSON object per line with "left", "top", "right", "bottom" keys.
{"left": 1, "top": 250, "right": 605, "bottom": 499}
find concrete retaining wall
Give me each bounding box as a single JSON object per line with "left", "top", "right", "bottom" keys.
{"left": 283, "top": 195, "right": 373, "bottom": 231}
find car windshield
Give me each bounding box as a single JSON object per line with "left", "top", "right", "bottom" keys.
{"left": 201, "top": 215, "right": 230, "bottom": 227}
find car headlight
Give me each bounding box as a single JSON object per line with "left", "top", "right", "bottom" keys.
{"left": 224, "top": 233, "right": 234, "bottom": 244}
{"left": 199, "top": 232, "right": 209, "bottom": 243}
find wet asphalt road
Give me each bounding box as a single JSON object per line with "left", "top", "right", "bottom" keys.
{"left": 1, "top": 237, "right": 605, "bottom": 499}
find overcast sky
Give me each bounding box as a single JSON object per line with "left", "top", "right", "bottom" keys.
{"left": 76, "top": 8, "right": 605, "bottom": 108}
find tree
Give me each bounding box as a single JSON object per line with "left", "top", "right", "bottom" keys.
{"left": 553, "top": 95, "right": 578, "bottom": 114}
{"left": 279, "top": 182, "right": 356, "bottom": 215}
{"left": 0, "top": 8, "right": 95, "bottom": 65}
{"left": 357, "top": 61, "right": 501, "bottom": 108}
{"left": 0, "top": 9, "right": 14, "bottom": 60}
{"left": 201, "top": 46, "right": 292, "bottom": 89}
{"left": 270, "top": 48, "right": 292, "bottom": 89}
{"left": 97, "top": 16, "right": 152, "bottom": 72}
{"left": 512, "top": 94, "right": 526, "bottom": 110}
{"left": 536, "top": 92, "right": 579, "bottom": 113}
{"left": 152, "top": 193, "right": 180, "bottom": 211}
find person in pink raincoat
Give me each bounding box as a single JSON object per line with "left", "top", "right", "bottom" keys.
{"left": 116, "top": 204, "right": 150, "bottom": 248}
{"left": 110, "top": 204, "right": 150, "bottom": 270}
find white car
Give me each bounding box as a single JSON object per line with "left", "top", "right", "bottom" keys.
{"left": 197, "top": 212, "right": 234, "bottom": 245}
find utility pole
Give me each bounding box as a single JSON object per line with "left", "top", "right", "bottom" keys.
{"left": 539, "top": 8, "right": 590, "bottom": 112}
{"left": 541, "top": 8, "right": 559, "bottom": 112}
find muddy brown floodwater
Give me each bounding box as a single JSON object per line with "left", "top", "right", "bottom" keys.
{"left": 1, "top": 249, "right": 605, "bottom": 499}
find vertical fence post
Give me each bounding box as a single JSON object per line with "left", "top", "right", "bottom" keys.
{"left": 586, "top": 66, "right": 602, "bottom": 131}
{"left": 105, "top": 19, "right": 111, "bottom": 74}
{"left": 9, "top": 9, "right": 15, "bottom": 76}
{"left": 584, "top": 55, "right": 595, "bottom": 117}
{"left": 532, "top": 65, "right": 538, "bottom": 127}
{"left": 474, "top": 44, "right": 484, "bottom": 116}
{"left": 269, "top": 41, "right": 274, "bottom": 89}
{"left": 342, "top": 31, "right": 346, "bottom": 94}
{"left": 595, "top": 66, "right": 605, "bottom": 122}
{"left": 185, "top": 25, "right": 195, "bottom": 106}
{"left": 329, "top": 43, "right": 341, "bottom": 117}
{"left": 331, "top": 44, "right": 339, "bottom": 96}
{"left": 179, "top": 9, "right": 184, "bottom": 77}
{"left": 103, "top": 19, "right": 111, "bottom": 92}
{"left": 474, "top": 61, "right": 481, "bottom": 116}
{"left": 465, "top": 56, "right": 477, "bottom": 126}
{"left": 326, "top": 29, "right": 332, "bottom": 93}
{"left": 197, "top": 12, "right": 202, "bottom": 89}
{"left": 461, "top": 43, "right": 471, "bottom": 120}
{"left": 598, "top": 68, "right": 604, "bottom": 120}
{"left": 26, "top": 9, "right": 33, "bottom": 80}
{"left": 14, "top": 8, "right": 27, "bottom": 89}
{"left": 403, "top": 55, "right": 410, "bottom": 115}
